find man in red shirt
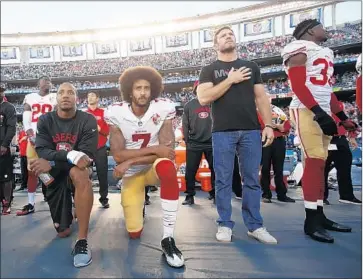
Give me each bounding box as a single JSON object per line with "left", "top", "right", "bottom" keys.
{"left": 17, "top": 128, "right": 28, "bottom": 191}
{"left": 258, "top": 101, "right": 295, "bottom": 203}
{"left": 323, "top": 113, "right": 361, "bottom": 205}
{"left": 86, "top": 92, "right": 110, "bottom": 208}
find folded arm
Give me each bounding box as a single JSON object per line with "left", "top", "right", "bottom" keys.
{"left": 109, "top": 125, "right": 157, "bottom": 164}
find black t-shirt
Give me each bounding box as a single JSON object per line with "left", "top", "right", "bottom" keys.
{"left": 199, "top": 59, "right": 262, "bottom": 132}
{"left": 35, "top": 110, "right": 98, "bottom": 176}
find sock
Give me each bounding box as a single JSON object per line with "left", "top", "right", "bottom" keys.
{"left": 317, "top": 200, "right": 324, "bottom": 207}
{"left": 28, "top": 192, "right": 35, "bottom": 205}
{"left": 154, "top": 159, "right": 180, "bottom": 239}
{"left": 302, "top": 158, "right": 325, "bottom": 210}
{"left": 161, "top": 199, "right": 178, "bottom": 239}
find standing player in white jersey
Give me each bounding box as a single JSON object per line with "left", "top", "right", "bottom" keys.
{"left": 105, "top": 66, "right": 184, "bottom": 268}
{"left": 17, "top": 76, "right": 57, "bottom": 216}
{"left": 282, "top": 19, "right": 358, "bottom": 243}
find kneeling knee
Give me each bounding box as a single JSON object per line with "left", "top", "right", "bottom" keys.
{"left": 128, "top": 229, "right": 143, "bottom": 239}
{"left": 69, "top": 167, "right": 90, "bottom": 185}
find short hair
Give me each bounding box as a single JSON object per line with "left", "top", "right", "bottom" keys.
{"left": 293, "top": 19, "right": 321, "bottom": 40}
{"left": 118, "top": 66, "right": 163, "bottom": 103}
{"left": 213, "top": 26, "right": 234, "bottom": 45}
{"left": 57, "top": 82, "right": 77, "bottom": 94}
{"left": 87, "top": 91, "right": 100, "bottom": 98}
{"left": 37, "top": 75, "right": 51, "bottom": 86}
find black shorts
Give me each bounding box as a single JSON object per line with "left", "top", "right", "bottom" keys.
{"left": 46, "top": 172, "right": 74, "bottom": 232}
{"left": 46, "top": 166, "right": 92, "bottom": 232}
{"left": 0, "top": 151, "right": 13, "bottom": 182}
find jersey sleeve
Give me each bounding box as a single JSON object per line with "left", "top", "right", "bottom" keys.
{"left": 164, "top": 100, "right": 176, "bottom": 120}
{"left": 104, "top": 105, "right": 121, "bottom": 127}
{"left": 50, "top": 93, "right": 58, "bottom": 107}
{"left": 281, "top": 41, "right": 308, "bottom": 65}
{"left": 23, "top": 94, "right": 29, "bottom": 105}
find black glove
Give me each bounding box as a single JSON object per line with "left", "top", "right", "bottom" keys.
{"left": 310, "top": 105, "right": 338, "bottom": 136}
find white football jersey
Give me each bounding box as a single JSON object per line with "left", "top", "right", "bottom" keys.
{"left": 23, "top": 93, "right": 57, "bottom": 132}
{"left": 356, "top": 54, "right": 362, "bottom": 74}
{"left": 105, "top": 98, "right": 176, "bottom": 177}
{"left": 282, "top": 40, "right": 334, "bottom": 113}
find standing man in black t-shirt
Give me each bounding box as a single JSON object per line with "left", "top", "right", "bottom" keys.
{"left": 29, "top": 82, "right": 97, "bottom": 268}
{"left": 197, "top": 26, "right": 277, "bottom": 244}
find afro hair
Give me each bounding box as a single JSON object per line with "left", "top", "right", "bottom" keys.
{"left": 119, "top": 66, "right": 163, "bottom": 103}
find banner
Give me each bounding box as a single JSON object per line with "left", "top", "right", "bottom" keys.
{"left": 1, "top": 47, "right": 17, "bottom": 60}
{"left": 165, "top": 33, "right": 189, "bottom": 48}
{"left": 290, "top": 8, "right": 322, "bottom": 28}
{"left": 244, "top": 19, "right": 272, "bottom": 36}
{"left": 129, "top": 38, "right": 152, "bottom": 52}
{"left": 62, "top": 45, "right": 83, "bottom": 57}
{"left": 203, "top": 29, "right": 213, "bottom": 42}
{"left": 95, "top": 42, "right": 117, "bottom": 55}
{"left": 29, "top": 47, "right": 51, "bottom": 59}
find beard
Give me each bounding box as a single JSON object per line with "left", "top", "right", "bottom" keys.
{"left": 132, "top": 96, "right": 151, "bottom": 107}
{"left": 220, "top": 45, "right": 236, "bottom": 54}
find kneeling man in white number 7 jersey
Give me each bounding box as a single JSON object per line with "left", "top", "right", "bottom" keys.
{"left": 105, "top": 66, "right": 184, "bottom": 268}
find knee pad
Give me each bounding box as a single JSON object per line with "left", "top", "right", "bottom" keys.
{"left": 154, "top": 159, "right": 179, "bottom": 200}
{"left": 129, "top": 229, "right": 143, "bottom": 239}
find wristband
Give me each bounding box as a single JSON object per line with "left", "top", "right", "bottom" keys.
{"left": 335, "top": 111, "right": 348, "bottom": 121}
{"left": 265, "top": 124, "right": 274, "bottom": 130}
{"left": 67, "top": 150, "right": 87, "bottom": 165}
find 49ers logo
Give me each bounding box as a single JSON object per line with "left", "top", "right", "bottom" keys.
{"left": 152, "top": 113, "right": 161, "bottom": 125}
{"left": 198, "top": 112, "right": 209, "bottom": 119}
{"left": 56, "top": 142, "right": 72, "bottom": 151}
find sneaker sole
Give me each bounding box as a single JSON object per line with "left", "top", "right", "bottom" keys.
{"left": 74, "top": 258, "right": 92, "bottom": 268}
{"left": 247, "top": 232, "right": 277, "bottom": 245}
{"left": 161, "top": 248, "right": 185, "bottom": 268}
{"left": 339, "top": 199, "right": 361, "bottom": 205}
{"left": 16, "top": 210, "right": 35, "bottom": 216}
{"left": 216, "top": 235, "right": 232, "bottom": 242}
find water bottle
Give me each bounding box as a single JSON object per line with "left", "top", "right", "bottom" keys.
{"left": 26, "top": 142, "right": 54, "bottom": 186}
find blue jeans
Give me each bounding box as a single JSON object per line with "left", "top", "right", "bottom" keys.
{"left": 212, "top": 130, "right": 263, "bottom": 232}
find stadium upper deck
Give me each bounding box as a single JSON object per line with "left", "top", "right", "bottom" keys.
{"left": 0, "top": 0, "right": 350, "bottom": 68}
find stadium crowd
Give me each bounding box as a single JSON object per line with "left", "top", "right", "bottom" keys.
{"left": 1, "top": 23, "right": 361, "bottom": 81}
{"left": 5, "top": 70, "right": 359, "bottom": 112}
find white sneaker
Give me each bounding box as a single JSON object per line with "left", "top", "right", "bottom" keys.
{"left": 247, "top": 227, "right": 277, "bottom": 244}
{"left": 216, "top": 226, "right": 232, "bottom": 242}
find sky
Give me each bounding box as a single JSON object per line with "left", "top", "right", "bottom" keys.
{"left": 1, "top": 1, "right": 265, "bottom": 34}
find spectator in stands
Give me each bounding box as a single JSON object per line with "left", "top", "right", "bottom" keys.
{"left": 86, "top": 91, "right": 110, "bottom": 208}
{"left": 197, "top": 26, "right": 276, "bottom": 244}
{"left": 1, "top": 22, "right": 360, "bottom": 81}
{"left": 17, "top": 126, "right": 28, "bottom": 191}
